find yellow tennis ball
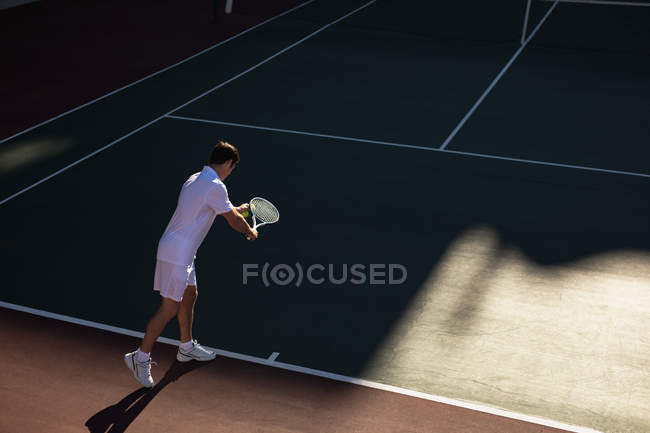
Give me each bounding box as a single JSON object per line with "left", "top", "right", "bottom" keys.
{"left": 241, "top": 210, "right": 250, "bottom": 218}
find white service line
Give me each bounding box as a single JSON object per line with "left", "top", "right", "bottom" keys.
{"left": 0, "top": 0, "right": 378, "bottom": 207}
{"left": 539, "top": 0, "right": 650, "bottom": 5}
{"left": 166, "top": 115, "right": 430, "bottom": 150}
{"left": 165, "top": 115, "right": 650, "bottom": 178}
{"left": 441, "top": 148, "right": 650, "bottom": 178}
{"left": 0, "top": 0, "right": 317, "bottom": 145}
{"left": 0, "top": 299, "right": 603, "bottom": 433}
{"left": 268, "top": 352, "right": 280, "bottom": 362}
{"left": 438, "top": 1, "right": 558, "bottom": 150}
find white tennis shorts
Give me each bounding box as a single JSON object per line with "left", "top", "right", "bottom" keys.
{"left": 153, "top": 260, "right": 197, "bottom": 302}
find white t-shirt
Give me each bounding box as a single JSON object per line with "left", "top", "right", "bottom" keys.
{"left": 157, "top": 166, "right": 234, "bottom": 266}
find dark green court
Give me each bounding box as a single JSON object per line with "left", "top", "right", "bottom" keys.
{"left": 1, "top": 1, "right": 649, "bottom": 432}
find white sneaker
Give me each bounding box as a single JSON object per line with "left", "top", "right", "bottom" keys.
{"left": 124, "top": 351, "right": 156, "bottom": 388}
{"left": 176, "top": 340, "right": 216, "bottom": 362}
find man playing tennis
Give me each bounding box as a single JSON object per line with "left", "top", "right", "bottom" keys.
{"left": 124, "top": 140, "right": 257, "bottom": 388}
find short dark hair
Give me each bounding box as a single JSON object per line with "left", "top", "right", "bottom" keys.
{"left": 209, "top": 140, "right": 239, "bottom": 166}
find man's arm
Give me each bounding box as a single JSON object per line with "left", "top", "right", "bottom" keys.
{"left": 234, "top": 203, "right": 250, "bottom": 215}
{"left": 222, "top": 209, "right": 258, "bottom": 240}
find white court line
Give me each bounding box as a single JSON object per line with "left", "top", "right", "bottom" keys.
{"left": 167, "top": 116, "right": 431, "bottom": 150}
{"left": 268, "top": 352, "right": 280, "bottom": 362}
{"left": 0, "top": 300, "right": 603, "bottom": 433}
{"left": 0, "top": 117, "right": 162, "bottom": 206}
{"left": 539, "top": 0, "right": 650, "bottom": 6}
{"left": 165, "top": 115, "right": 650, "bottom": 178}
{"left": 0, "top": 0, "right": 378, "bottom": 207}
{"left": 0, "top": 0, "right": 317, "bottom": 145}
{"left": 521, "top": 0, "right": 533, "bottom": 44}
{"left": 438, "top": 1, "right": 558, "bottom": 150}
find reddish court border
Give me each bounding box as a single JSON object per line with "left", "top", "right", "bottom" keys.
{"left": 0, "top": 307, "right": 578, "bottom": 433}
{"left": 0, "top": 0, "right": 306, "bottom": 140}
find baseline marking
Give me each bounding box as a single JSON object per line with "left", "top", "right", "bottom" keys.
{"left": 165, "top": 115, "right": 650, "bottom": 179}
{"left": 439, "top": 1, "right": 558, "bottom": 150}
{"left": 0, "top": 0, "right": 378, "bottom": 207}
{"left": 268, "top": 352, "right": 280, "bottom": 362}
{"left": 0, "top": 0, "right": 317, "bottom": 144}
{"left": 0, "top": 300, "right": 603, "bottom": 433}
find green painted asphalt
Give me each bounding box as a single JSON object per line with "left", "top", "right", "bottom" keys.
{"left": 0, "top": 0, "right": 373, "bottom": 200}
{"left": 1, "top": 1, "right": 649, "bottom": 431}
{"left": 2, "top": 117, "right": 650, "bottom": 432}
{"left": 448, "top": 2, "right": 650, "bottom": 173}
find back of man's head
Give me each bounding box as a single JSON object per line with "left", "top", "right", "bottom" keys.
{"left": 209, "top": 141, "right": 239, "bottom": 166}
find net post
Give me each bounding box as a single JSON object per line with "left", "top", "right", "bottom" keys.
{"left": 521, "top": 0, "right": 532, "bottom": 44}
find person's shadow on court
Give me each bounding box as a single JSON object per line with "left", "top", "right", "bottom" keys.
{"left": 85, "top": 360, "right": 209, "bottom": 433}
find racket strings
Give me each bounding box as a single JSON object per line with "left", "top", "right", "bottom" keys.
{"left": 250, "top": 198, "right": 279, "bottom": 223}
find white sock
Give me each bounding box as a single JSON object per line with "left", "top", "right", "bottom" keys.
{"left": 135, "top": 348, "right": 150, "bottom": 362}
{"left": 179, "top": 340, "right": 193, "bottom": 351}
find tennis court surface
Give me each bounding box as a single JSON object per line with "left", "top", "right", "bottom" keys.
{"left": 1, "top": 1, "right": 649, "bottom": 432}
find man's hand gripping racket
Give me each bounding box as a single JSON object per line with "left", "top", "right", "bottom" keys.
{"left": 241, "top": 197, "right": 279, "bottom": 240}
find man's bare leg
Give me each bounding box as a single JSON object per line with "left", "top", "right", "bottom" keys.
{"left": 178, "top": 285, "right": 198, "bottom": 344}
{"left": 140, "top": 297, "right": 180, "bottom": 354}
{"left": 175, "top": 285, "right": 215, "bottom": 361}
{"left": 124, "top": 297, "right": 180, "bottom": 387}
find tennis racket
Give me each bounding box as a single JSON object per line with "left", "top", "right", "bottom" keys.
{"left": 244, "top": 197, "right": 279, "bottom": 239}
